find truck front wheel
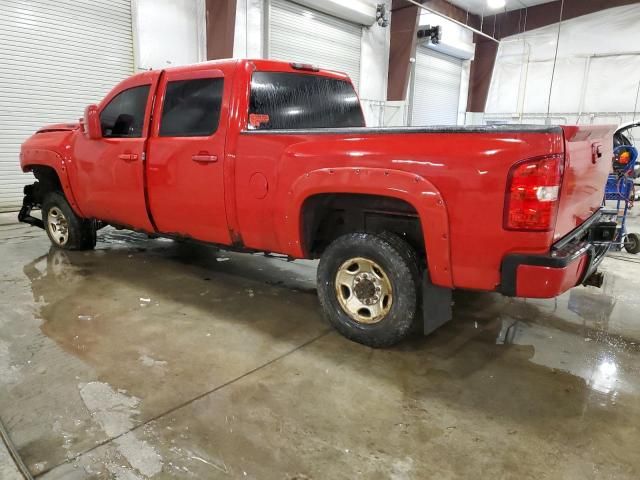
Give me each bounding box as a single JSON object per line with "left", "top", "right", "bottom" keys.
{"left": 317, "top": 232, "right": 420, "bottom": 347}
{"left": 42, "top": 192, "right": 96, "bottom": 250}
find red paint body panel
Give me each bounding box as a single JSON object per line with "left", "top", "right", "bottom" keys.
{"left": 554, "top": 125, "right": 616, "bottom": 241}
{"left": 69, "top": 71, "right": 160, "bottom": 232}
{"left": 146, "top": 63, "right": 236, "bottom": 243}
{"left": 19, "top": 59, "right": 615, "bottom": 298}
{"left": 515, "top": 254, "right": 589, "bottom": 298}
{"left": 234, "top": 129, "right": 563, "bottom": 290}
{"left": 19, "top": 129, "right": 84, "bottom": 217}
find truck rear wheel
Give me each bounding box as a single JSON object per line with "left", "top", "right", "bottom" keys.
{"left": 317, "top": 232, "right": 419, "bottom": 347}
{"left": 42, "top": 192, "right": 96, "bottom": 250}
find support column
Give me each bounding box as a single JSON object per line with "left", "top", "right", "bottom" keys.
{"left": 387, "top": 0, "right": 420, "bottom": 101}
{"left": 466, "top": 35, "right": 498, "bottom": 113}
{"left": 206, "top": 0, "right": 238, "bottom": 60}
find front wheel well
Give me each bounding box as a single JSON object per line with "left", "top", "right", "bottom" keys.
{"left": 26, "top": 165, "right": 63, "bottom": 204}
{"left": 301, "top": 193, "right": 425, "bottom": 259}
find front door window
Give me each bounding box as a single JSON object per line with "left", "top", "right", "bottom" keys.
{"left": 100, "top": 85, "right": 150, "bottom": 138}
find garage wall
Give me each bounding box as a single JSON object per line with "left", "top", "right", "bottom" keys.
{"left": 232, "top": 0, "right": 390, "bottom": 126}
{"left": 387, "top": 11, "right": 474, "bottom": 127}
{"left": 0, "top": 0, "right": 134, "bottom": 212}
{"left": 411, "top": 48, "right": 463, "bottom": 126}
{"left": 232, "top": 0, "right": 264, "bottom": 59}
{"left": 0, "top": 0, "right": 206, "bottom": 212}
{"left": 485, "top": 4, "right": 640, "bottom": 125}
{"left": 269, "top": 0, "right": 363, "bottom": 88}
{"left": 133, "top": 0, "right": 206, "bottom": 70}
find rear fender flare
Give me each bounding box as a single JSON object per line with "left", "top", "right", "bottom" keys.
{"left": 279, "top": 167, "right": 453, "bottom": 288}
{"left": 22, "top": 149, "right": 84, "bottom": 217}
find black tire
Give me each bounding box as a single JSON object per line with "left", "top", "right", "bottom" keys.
{"left": 317, "top": 232, "right": 420, "bottom": 347}
{"left": 42, "top": 192, "right": 96, "bottom": 250}
{"left": 625, "top": 233, "right": 640, "bottom": 254}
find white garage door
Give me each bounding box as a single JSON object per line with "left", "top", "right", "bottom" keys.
{"left": 268, "top": 0, "right": 362, "bottom": 89}
{"left": 411, "top": 47, "right": 463, "bottom": 126}
{"left": 0, "top": 0, "right": 134, "bottom": 212}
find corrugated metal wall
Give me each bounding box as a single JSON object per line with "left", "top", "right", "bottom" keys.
{"left": 268, "top": 0, "right": 362, "bottom": 89}
{"left": 411, "top": 47, "right": 463, "bottom": 126}
{"left": 0, "top": 0, "right": 134, "bottom": 211}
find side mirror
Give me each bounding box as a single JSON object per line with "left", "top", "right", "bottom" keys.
{"left": 83, "top": 104, "right": 101, "bottom": 139}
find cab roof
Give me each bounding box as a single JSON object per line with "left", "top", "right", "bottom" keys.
{"left": 129, "top": 58, "right": 350, "bottom": 82}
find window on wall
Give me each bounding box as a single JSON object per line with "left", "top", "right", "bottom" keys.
{"left": 159, "top": 78, "right": 224, "bottom": 137}
{"left": 248, "top": 72, "right": 365, "bottom": 130}
{"left": 100, "top": 85, "right": 150, "bottom": 138}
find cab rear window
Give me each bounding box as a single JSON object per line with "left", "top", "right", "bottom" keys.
{"left": 248, "top": 72, "right": 365, "bottom": 130}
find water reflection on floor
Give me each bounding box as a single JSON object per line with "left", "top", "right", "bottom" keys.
{"left": 1, "top": 220, "right": 639, "bottom": 479}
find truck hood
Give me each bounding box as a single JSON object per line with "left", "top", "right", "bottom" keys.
{"left": 36, "top": 123, "right": 79, "bottom": 134}
{"left": 20, "top": 123, "right": 80, "bottom": 171}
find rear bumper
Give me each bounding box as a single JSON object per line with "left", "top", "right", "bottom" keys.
{"left": 500, "top": 212, "right": 614, "bottom": 298}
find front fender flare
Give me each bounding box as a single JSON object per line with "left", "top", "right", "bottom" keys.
{"left": 22, "top": 149, "right": 84, "bottom": 217}
{"left": 278, "top": 167, "right": 453, "bottom": 288}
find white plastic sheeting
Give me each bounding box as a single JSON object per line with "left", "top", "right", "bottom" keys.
{"left": 485, "top": 4, "right": 640, "bottom": 125}
{"left": 133, "top": 0, "right": 206, "bottom": 71}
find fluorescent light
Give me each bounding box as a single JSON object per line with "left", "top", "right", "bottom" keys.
{"left": 487, "top": 0, "right": 506, "bottom": 9}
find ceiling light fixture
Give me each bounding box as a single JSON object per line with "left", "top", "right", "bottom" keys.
{"left": 487, "top": 0, "right": 506, "bottom": 9}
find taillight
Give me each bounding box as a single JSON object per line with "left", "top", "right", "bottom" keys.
{"left": 504, "top": 155, "right": 563, "bottom": 231}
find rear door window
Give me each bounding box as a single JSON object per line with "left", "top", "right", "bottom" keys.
{"left": 248, "top": 72, "right": 365, "bottom": 130}
{"left": 159, "top": 78, "right": 224, "bottom": 137}
{"left": 100, "top": 85, "right": 150, "bottom": 138}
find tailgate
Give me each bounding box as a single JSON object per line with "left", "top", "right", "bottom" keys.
{"left": 554, "top": 125, "right": 616, "bottom": 241}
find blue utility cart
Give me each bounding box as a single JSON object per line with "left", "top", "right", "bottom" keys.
{"left": 604, "top": 144, "right": 639, "bottom": 253}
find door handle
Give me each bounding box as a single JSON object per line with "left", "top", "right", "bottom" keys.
{"left": 118, "top": 153, "right": 138, "bottom": 161}
{"left": 192, "top": 153, "right": 218, "bottom": 163}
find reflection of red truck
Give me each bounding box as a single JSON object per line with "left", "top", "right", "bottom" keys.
{"left": 18, "top": 59, "right": 615, "bottom": 347}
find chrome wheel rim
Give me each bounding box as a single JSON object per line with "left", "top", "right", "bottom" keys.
{"left": 335, "top": 257, "right": 393, "bottom": 324}
{"left": 47, "top": 207, "right": 69, "bottom": 246}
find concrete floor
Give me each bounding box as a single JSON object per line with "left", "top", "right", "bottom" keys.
{"left": 1, "top": 210, "right": 640, "bottom": 479}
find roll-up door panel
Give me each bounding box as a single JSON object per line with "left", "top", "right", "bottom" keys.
{"left": 411, "top": 46, "right": 463, "bottom": 126}
{"left": 0, "top": 0, "right": 134, "bottom": 211}
{"left": 269, "top": 0, "right": 362, "bottom": 89}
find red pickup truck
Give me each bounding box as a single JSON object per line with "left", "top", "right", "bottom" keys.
{"left": 18, "top": 59, "right": 616, "bottom": 347}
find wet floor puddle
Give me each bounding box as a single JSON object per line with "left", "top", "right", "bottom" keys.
{"left": 1, "top": 227, "right": 640, "bottom": 477}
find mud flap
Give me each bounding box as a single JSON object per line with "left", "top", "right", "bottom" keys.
{"left": 422, "top": 270, "right": 452, "bottom": 335}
